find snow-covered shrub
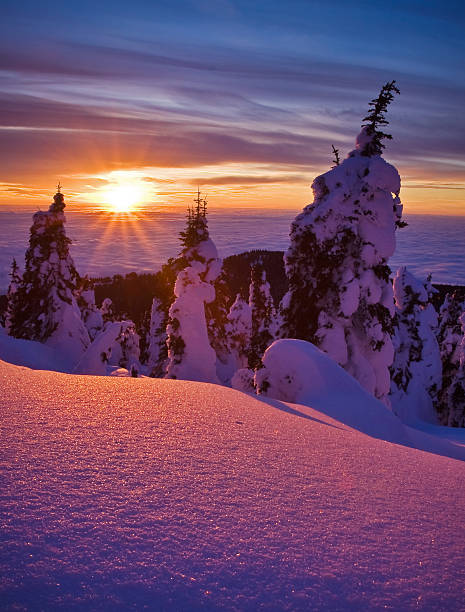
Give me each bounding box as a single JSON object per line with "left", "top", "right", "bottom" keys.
{"left": 436, "top": 293, "right": 465, "bottom": 426}
{"left": 248, "top": 266, "right": 277, "bottom": 370}
{"left": 8, "top": 188, "right": 89, "bottom": 365}
{"left": 281, "top": 83, "right": 402, "bottom": 404}
{"left": 390, "top": 268, "right": 441, "bottom": 424}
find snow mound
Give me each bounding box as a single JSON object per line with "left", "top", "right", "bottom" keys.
{"left": 1, "top": 359, "right": 464, "bottom": 610}
{"left": 256, "top": 339, "right": 413, "bottom": 444}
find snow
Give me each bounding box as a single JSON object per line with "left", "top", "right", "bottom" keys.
{"left": 0, "top": 358, "right": 464, "bottom": 610}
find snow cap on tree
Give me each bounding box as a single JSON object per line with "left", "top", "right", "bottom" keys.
{"left": 281, "top": 82, "right": 402, "bottom": 404}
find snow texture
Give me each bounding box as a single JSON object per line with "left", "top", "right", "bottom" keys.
{"left": 0, "top": 358, "right": 464, "bottom": 610}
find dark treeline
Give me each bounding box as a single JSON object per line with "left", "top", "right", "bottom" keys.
{"left": 1, "top": 250, "right": 463, "bottom": 332}
{"left": 84, "top": 252, "right": 463, "bottom": 330}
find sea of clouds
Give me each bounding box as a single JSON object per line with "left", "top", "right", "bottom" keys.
{"left": 0, "top": 207, "right": 463, "bottom": 291}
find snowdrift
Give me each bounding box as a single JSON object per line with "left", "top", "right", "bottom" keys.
{"left": 256, "top": 339, "right": 407, "bottom": 443}
{"left": 1, "top": 359, "right": 464, "bottom": 610}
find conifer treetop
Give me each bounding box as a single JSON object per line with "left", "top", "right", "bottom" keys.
{"left": 179, "top": 188, "right": 209, "bottom": 250}
{"left": 49, "top": 182, "right": 66, "bottom": 213}
{"left": 360, "top": 80, "right": 400, "bottom": 156}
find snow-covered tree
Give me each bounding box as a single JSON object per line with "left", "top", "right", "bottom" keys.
{"left": 226, "top": 293, "right": 252, "bottom": 372}
{"left": 390, "top": 267, "right": 441, "bottom": 423}
{"left": 74, "top": 320, "right": 141, "bottom": 376}
{"left": 77, "top": 286, "right": 104, "bottom": 341}
{"left": 445, "top": 312, "right": 465, "bottom": 427}
{"left": 8, "top": 186, "right": 90, "bottom": 364}
{"left": 165, "top": 191, "right": 221, "bottom": 383}
{"left": 146, "top": 296, "right": 168, "bottom": 377}
{"left": 4, "top": 258, "right": 21, "bottom": 334}
{"left": 205, "top": 271, "right": 232, "bottom": 383}
{"left": 248, "top": 265, "right": 277, "bottom": 370}
{"left": 281, "top": 82, "right": 402, "bottom": 404}
{"left": 435, "top": 292, "right": 465, "bottom": 426}
{"left": 101, "top": 297, "right": 115, "bottom": 324}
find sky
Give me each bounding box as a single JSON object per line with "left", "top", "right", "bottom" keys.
{"left": 1, "top": 0, "right": 464, "bottom": 213}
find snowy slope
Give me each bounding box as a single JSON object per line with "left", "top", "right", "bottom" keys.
{"left": 0, "top": 327, "right": 71, "bottom": 373}
{"left": 1, "top": 360, "right": 464, "bottom": 611}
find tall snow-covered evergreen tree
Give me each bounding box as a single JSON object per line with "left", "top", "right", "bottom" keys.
{"left": 281, "top": 82, "right": 402, "bottom": 404}
{"left": 165, "top": 190, "right": 221, "bottom": 383}
{"left": 435, "top": 292, "right": 465, "bottom": 426}
{"left": 248, "top": 265, "right": 277, "bottom": 370}
{"left": 390, "top": 267, "right": 441, "bottom": 423}
{"left": 8, "top": 186, "right": 90, "bottom": 364}
{"left": 4, "top": 258, "right": 21, "bottom": 334}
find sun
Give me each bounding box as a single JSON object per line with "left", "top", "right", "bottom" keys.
{"left": 102, "top": 180, "right": 150, "bottom": 213}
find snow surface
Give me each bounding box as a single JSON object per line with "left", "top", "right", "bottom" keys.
{"left": 1, "top": 359, "right": 464, "bottom": 610}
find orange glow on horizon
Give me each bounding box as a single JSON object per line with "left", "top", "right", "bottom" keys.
{"left": 0, "top": 163, "right": 464, "bottom": 216}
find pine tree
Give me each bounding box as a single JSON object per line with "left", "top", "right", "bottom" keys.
{"left": 248, "top": 265, "right": 277, "bottom": 370}
{"left": 4, "top": 258, "right": 21, "bottom": 334}
{"left": 390, "top": 267, "right": 442, "bottom": 422}
{"left": 360, "top": 80, "right": 400, "bottom": 156}
{"left": 281, "top": 84, "right": 402, "bottom": 404}
{"left": 165, "top": 191, "right": 221, "bottom": 383}
{"left": 435, "top": 292, "right": 465, "bottom": 426}
{"left": 8, "top": 186, "right": 90, "bottom": 363}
